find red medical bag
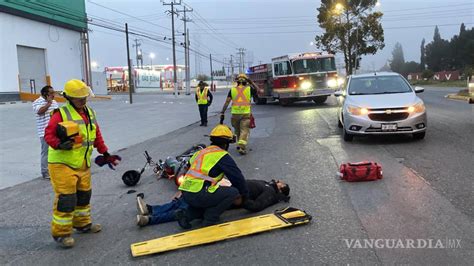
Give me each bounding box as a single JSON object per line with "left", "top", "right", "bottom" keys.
{"left": 339, "top": 161, "right": 383, "bottom": 182}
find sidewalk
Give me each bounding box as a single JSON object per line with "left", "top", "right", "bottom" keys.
{"left": 0, "top": 90, "right": 229, "bottom": 189}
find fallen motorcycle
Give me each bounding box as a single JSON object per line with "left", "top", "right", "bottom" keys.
{"left": 121, "top": 144, "right": 206, "bottom": 187}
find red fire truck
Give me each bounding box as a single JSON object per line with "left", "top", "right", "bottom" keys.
{"left": 248, "top": 52, "right": 342, "bottom": 105}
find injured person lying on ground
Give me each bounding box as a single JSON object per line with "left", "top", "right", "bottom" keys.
{"left": 135, "top": 179, "right": 290, "bottom": 227}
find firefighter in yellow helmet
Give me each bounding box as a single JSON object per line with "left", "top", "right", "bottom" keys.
{"left": 220, "top": 73, "right": 257, "bottom": 155}
{"left": 44, "top": 79, "right": 121, "bottom": 248}
{"left": 175, "top": 124, "right": 249, "bottom": 228}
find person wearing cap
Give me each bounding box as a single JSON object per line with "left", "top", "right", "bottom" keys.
{"left": 195, "top": 81, "right": 213, "bottom": 127}
{"left": 175, "top": 124, "right": 249, "bottom": 228}
{"left": 44, "top": 79, "right": 121, "bottom": 248}
{"left": 220, "top": 73, "right": 257, "bottom": 155}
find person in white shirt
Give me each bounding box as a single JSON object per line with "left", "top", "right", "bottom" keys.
{"left": 32, "top": 85, "right": 59, "bottom": 179}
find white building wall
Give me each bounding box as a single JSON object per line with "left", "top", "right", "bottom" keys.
{"left": 0, "top": 12, "right": 83, "bottom": 94}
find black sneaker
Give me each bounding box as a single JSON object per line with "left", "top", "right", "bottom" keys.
{"left": 175, "top": 209, "right": 192, "bottom": 229}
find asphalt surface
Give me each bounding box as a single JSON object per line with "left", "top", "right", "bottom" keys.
{"left": 0, "top": 87, "right": 472, "bottom": 264}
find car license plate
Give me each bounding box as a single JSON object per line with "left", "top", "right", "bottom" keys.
{"left": 381, "top": 123, "right": 397, "bottom": 131}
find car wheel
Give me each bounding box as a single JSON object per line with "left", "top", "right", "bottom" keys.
{"left": 312, "top": 96, "right": 328, "bottom": 104}
{"left": 413, "top": 131, "right": 425, "bottom": 140}
{"left": 343, "top": 129, "right": 353, "bottom": 141}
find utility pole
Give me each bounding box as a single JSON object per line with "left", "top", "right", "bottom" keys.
{"left": 163, "top": 0, "right": 181, "bottom": 96}
{"left": 236, "top": 48, "right": 246, "bottom": 73}
{"left": 177, "top": 5, "right": 193, "bottom": 95}
{"left": 133, "top": 39, "right": 142, "bottom": 69}
{"left": 125, "top": 23, "right": 133, "bottom": 104}
{"left": 209, "top": 54, "right": 213, "bottom": 91}
{"left": 230, "top": 55, "right": 234, "bottom": 80}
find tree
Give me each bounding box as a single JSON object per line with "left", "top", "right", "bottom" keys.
{"left": 402, "top": 61, "right": 421, "bottom": 74}
{"left": 449, "top": 23, "right": 474, "bottom": 71}
{"left": 420, "top": 38, "right": 426, "bottom": 70}
{"left": 315, "top": 0, "right": 384, "bottom": 75}
{"left": 390, "top": 42, "right": 405, "bottom": 73}
{"left": 196, "top": 74, "right": 210, "bottom": 81}
{"left": 425, "top": 26, "right": 451, "bottom": 71}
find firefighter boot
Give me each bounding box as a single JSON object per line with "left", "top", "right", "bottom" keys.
{"left": 54, "top": 236, "right": 75, "bottom": 248}
{"left": 237, "top": 144, "right": 247, "bottom": 155}
{"left": 175, "top": 209, "right": 192, "bottom": 229}
{"left": 75, "top": 223, "right": 102, "bottom": 233}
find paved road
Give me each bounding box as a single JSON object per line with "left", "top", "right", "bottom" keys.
{"left": 0, "top": 87, "right": 472, "bottom": 264}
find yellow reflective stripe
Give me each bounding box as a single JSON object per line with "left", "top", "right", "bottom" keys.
{"left": 62, "top": 106, "right": 73, "bottom": 121}
{"left": 74, "top": 207, "right": 90, "bottom": 217}
{"left": 237, "top": 139, "right": 247, "bottom": 145}
{"left": 81, "top": 140, "right": 94, "bottom": 147}
{"left": 52, "top": 214, "right": 73, "bottom": 225}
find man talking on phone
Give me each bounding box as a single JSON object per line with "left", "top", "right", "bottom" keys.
{"left": 32, "top": 85, "right": 59, "bottom": 179}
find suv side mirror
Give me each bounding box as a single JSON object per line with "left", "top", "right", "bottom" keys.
{"left": 414, "top": 86, "right": 424, "bottom": 93}
{"left": 334, "top": 90, "right": 344, "bottom": 97}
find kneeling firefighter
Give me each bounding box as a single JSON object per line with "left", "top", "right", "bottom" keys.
{"left": 176, "top": 125, "right": 249, "bottom": 228}
{"left": 44, "top": 79, "right": 121, "bottom": 248}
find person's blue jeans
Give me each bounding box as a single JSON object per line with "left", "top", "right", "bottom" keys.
{"left": 148, "top": 198, "right": 189, "bottom": 225}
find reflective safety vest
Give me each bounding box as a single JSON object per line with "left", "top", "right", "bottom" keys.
{"left": 231, "top": 85, "right": 251, "bottom": 114}
{"left": 178, "top": 145, "right": 228, "bottom": 193}
{"left": 196, "top": 87, "right": 209, "bottom": 105}
{"left": 48, "top": 103, "right": 97, "bottom": 169}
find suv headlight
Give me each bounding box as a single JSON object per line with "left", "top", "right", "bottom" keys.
{"left": 347, "top": 105, "right": 369, "bottom": 116}
{"left": 407, "top": 102, "right": 425, "bottom": 113}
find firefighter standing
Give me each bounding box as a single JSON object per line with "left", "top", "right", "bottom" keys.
{"left": 220, "top": 74, "right": 257, "bottom": 155}
{"left": 175, "top": 125, "right": 249, "bottom": 228}
{"left": 195, "top": 81, "right": 213, "bottom": 127}
{"left": 44, "top": 79, "right": 121, "bottom": 248}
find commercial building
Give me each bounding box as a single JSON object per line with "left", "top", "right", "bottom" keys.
{"left": 0, "top": 0, "right": 90, "bottom": 101}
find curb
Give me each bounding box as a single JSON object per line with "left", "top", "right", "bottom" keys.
{"left": 0, "top": 100, "right": 32, "bottom": 105}
{"left": 445, "top": 94, "right": 473, "bottom": 103}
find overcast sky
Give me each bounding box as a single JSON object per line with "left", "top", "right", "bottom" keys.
{"left": 86, "top": 0, "right": 473, "bottom": 74}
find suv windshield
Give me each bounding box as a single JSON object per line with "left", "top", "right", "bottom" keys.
{"left": 293, "top": 57, "right": 335, "bottom": 74}
{"left": 348, "top": 76, "right": 413, "bottom": 95}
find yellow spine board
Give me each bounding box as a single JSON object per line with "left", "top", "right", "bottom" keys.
{"left": 131, "top": 208, "right": 311, "bottom": 257}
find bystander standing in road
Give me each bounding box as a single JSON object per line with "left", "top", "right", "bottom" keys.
{"left": 32, "top": 85, "right": 59, "bottom": 179}
{"left": 195, "top": 81, "right": 213, "bottom": 127}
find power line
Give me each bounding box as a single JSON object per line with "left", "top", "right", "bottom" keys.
{"left": 87, "top": 0, "right": 171, "bottom": 31}
{"left": 191, "top": 23, "right": 473, "bottom": 35}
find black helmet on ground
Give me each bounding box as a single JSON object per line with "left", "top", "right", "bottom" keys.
{"left": 122, "top": 170, "right": 141, "bottom": 186}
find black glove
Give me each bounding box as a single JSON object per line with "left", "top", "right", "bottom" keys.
{"left": 208, "top": 102, "right": 212, "bottom": 107}
{"left": 219, "top": 113, "right": 225, "bottom": 124}
{"left": 58, "top": 140, "right": 73, "bottom": 150}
